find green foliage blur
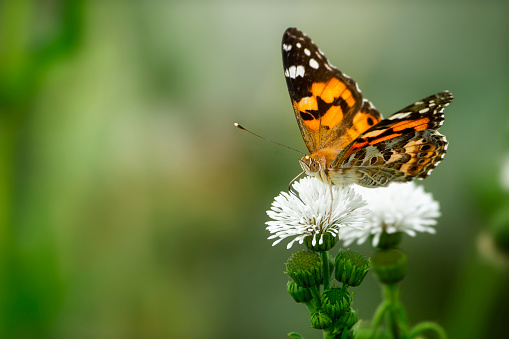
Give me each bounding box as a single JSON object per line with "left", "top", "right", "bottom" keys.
{"left": 0, "top": 1, "right": 508, "bottom": 338}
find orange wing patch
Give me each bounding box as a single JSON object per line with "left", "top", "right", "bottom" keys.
{"left": 370, "top": 133, "right": 403, "bottom": 145}
{"left": 296, "top": 97, "right": 318, "bottom": 112}
{"left": 391, "top": 117, "right": 430, "bottom": 132}
{"left": 295, "top": 77, "right": 356, "bottom": 132}
{"left": 321, "top": 105, "right": 344, "bottom": 128}
{"left": 352, "top": 110, "right": 381, "bottom": 135}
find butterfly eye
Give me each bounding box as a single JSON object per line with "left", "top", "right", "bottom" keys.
{"left": 310, "top": 160, "right": 321, "bottom": 172}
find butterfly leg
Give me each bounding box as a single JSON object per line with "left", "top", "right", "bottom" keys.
{"left": 328, "top": 176, "right": 333, "bottom": 223}
{"left": 288, "top": 170, "right": 305, "bottom": 199}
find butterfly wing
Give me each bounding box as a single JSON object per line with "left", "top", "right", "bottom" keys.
{"left": 282, "top": 28, "right": 382, "bottom": 154}
{"left": 330, "top": 91, "right": 453, "bottom": 187}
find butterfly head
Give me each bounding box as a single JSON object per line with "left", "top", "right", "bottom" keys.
{"left": 299, "top": 155, "right": 327, "bottom": 181}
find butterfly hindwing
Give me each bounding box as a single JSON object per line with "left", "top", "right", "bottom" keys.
{"left": 282, "top": 28, "right": 381, "bottom": 153}
{"left": 329, "top": 91, "right": 452, "bottom": 187}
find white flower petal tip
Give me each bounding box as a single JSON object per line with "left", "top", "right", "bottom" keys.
{"left": 338, "top": 182, "right": 441, "bottom": 247}
{"left": 265, "top": 177, "right": 369, "bottom": 249}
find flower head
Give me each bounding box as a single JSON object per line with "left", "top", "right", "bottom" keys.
{"left": 266, "top": 177, "right": 368, "bottom": 249}
{"left": 339, "top": 182, "right": 441, "bottom": 247}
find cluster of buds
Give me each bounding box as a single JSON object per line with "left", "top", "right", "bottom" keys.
{"left": 285, "top": 247, "right": 370, "bottom": 336}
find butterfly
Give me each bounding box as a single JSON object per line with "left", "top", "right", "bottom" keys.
{"left": 282, "top": 27, "right": 453, "bottom": 188}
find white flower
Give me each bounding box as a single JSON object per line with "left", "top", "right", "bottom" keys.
{"left": 266, "top": 177, "right": 368, "bottom": 249}
{"left": 339, "top": 182, "right": 441, "bottom": 247}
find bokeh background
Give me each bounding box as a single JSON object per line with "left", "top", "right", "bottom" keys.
{"left": 1, "top": 1, "right": 508, "bottom": 338}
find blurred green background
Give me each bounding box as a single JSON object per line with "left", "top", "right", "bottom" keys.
{"left": 1, "top": 1, "right": 508, "bottom": 338}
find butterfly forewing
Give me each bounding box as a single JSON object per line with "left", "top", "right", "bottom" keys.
{"left": 282, "top": 28, "right": 381, "bottom": 153}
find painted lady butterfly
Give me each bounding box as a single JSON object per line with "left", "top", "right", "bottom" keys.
{"left": 282, "top": 27, "right": 453, "bottom": 187}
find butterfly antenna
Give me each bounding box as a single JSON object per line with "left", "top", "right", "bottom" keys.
{"left": 234, "top": 123, "right": 306, "bottom": 155}
{"left": 288, "top": 170, "right": 305, "bottom": 199}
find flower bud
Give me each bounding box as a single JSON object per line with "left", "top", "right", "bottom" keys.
{"left": 337, "top": 309, "right": 358, "bottom": 329}
{"left": 305, "top": 232, "right": 337, "bottom": 252}
{"left": 371, "top": 249, "right": 407, "bottom": 284}
{"left": 321, "top": 287, "right": 351, "bottom": 320}
{"left": 335, "top": 249, "right": 370, "bottom": 287}
{"left": 309, "top": 310, "right": 332, "bottom": 329}
{"left": 376, "top": 232, "right": 402, "bottom": 250}
{"left": 287, "top": 281, "right": 313, "bottom": 303}
{"left": 285, "top": 251, "right": 323, "bottom": 288}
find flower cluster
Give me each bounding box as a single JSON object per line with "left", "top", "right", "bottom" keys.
{"left": 267, "top": 178, "right": 440, "bottom": 248}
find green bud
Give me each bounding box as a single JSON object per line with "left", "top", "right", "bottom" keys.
{"left": 287, "top": 281, "right": 313, "bottom": 303}
{"left": 337, "top": 309, "right": 359, "bottom": 329}
{"left": 376, "top": 232, "right": 402, "bottom": 250}
{"left": 310, "top": 310, "right": 332, "bottom": 329}
{"left": 371, "top": 249, "right": 407, "bottom": 284}
{"left": 321, "top": 287, "right": 352, "bottom": 319}
{"left": 285, "top": 251, "right": 323, "bottom": 288}
{"left": 305, "top": 232, "right": 337, "bottom": 252}
{"left": 335, "top": 249, "right": 370, "bottom": 287}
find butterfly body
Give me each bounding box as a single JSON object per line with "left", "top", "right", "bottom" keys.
{"left": 283, "top": 28, "right": 452, "bottom": 188}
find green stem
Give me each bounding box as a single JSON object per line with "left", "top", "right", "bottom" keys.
{"left": 383, "top": 283, "right": 409, "bottom": 339}
{"left": 410, "top": 321, "right": 448, "bottom": 339}
{"left": 323, "top": 329, "right": 344, "bottom": 339}
{"left": 321, "top": 251, "right": 330, "bottom": 291}
{"left": 310, "top": 285, "right": 322, "bottom": 309}
{"left": 304, "top": 300, "right": 317, "bottom": 313}
{"left": 371, "top": 300, "right": 390, "bottom": 331}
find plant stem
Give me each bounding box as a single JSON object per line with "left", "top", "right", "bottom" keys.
{"left": 383, "top": 283, "right": 409, "bottom": 339}
{"left": 321, "top": 251, "right": 330, "bottom": 291}
{"left": 372, "top": 300, "right": 390, "bottom": 331}
{"left": 410, "top": 321, "right": 448, "bottom": 339}
{"left": 310, "top": 285, "right": 322, "bottom": 309}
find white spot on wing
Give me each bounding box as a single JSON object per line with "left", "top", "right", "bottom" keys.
{"left": 309, "top": 59, "right": 319, "bottom": 69}
{"left": 419, "top": 108, "right": 430, "bottom": 113}
{"left": 388, "top": 112, "right": 411, "bottom": 120}
{"left": 296, "top": 42, "right": 302, "bottom": 48}
{"left": 304, "top": 48, "right": 311, "bottom": 56}
{"left": 288, "top": 66, "right": 296, "bottom": 78}
{"left": 282, "top": 44, "right": 292, "bottom": 52}
{"left": 296, "top": 65, "right": 305, "bottom": 77}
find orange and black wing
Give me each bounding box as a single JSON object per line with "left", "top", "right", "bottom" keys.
{"left": 330, "top": 91, "right": 453, "bottom": 187}
{"left": 282, "top": 27, "right": 381, "bottom": 153}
